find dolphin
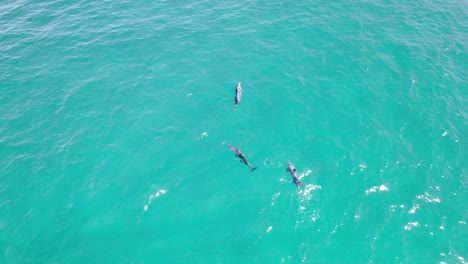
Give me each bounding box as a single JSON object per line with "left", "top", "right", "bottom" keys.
{"left": 233, "top": 82, "right": 242, "bottom": 111}
{"left": 229, "top": 144, "right": 257, "bottom": 172}
{"left": 287, "top": 162, "right": 304, "bottom": 188}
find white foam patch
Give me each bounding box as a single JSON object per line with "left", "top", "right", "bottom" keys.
{"left": 409, "top": 204, "right": 420, "bottom": 214}
{"left": 379, "top": 185, "right": 389, "bottom": 191}
{"left": 196, "top": 132, "right": 208, "bottom": 141}
{"left": 417, "top": 192, "right": 441, "bottom": 203}
{"left": 442, "top": 131, "right": 448, "bottom": 136}
{"left": 365, "top": 185, "right": 389, "bottom": 195}
{"left": 298, "top": 169, "right": 312, "bottom": 180}
{"left": 365, "top": 186, "right": 378, "bottom": 195}
{"left": 143, "top": 190, "right": 167, "bottom": 212}
{"left": 266, "top": 226, "right": 272, "bottom": 232}
{"left": 389, "top": 204, "right": 406, "bottom": 212}
{"left": 299, "top": 184, "right": 321, "bottom": 197}
{"left": 404, "top": 221, "right": 420, "bottom": 230}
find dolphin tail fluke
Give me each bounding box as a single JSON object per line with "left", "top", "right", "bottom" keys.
{"left": 251, "top": 167, "right": 258, "bottom": 172}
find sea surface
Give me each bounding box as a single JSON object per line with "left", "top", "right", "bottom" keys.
{"left": 0, "top": 0, "right": 467, "bottom": 263}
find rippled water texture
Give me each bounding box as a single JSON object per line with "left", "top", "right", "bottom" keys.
{"left": 0, "top": 0, "right": 466, "bottom": 263}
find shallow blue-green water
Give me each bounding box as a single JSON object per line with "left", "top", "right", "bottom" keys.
{"left": 1, "top": 0, "right": 467, "bottom": 263}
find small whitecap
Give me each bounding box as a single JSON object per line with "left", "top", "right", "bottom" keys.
{"left": 379, "top": 185, "right": 389, "bottom": 191}
{"left": 409, "top": 204, "right": 420, "bottom": 214}
{"left": 439, "top": 225, "right": 444, "bottom": 230}
{"left": 187, "top": 93, "right": 192, "bottom": 97}
{"left": 404, "top": 221, "right": 420, "bottom": 230}
{"left": 442, "top": 131, "right": 448, "bottom": 136}
{"left": 358, "top": 164, "right": 367, "bottom": 169}
{"left": 332, "top": 225, "right": 339, "bottom": 234}
{"left": 365, "top": 186, "right": 378, "bottom": 195}
{"left": 196, "top": 132, "right": 208, "bottom": 140}
{"left": 143, "top": 190, "right": 167, "bottom": 212}
{"left": 266, "top": 226, "right": 272, "bottom": 232}
{"left": 417, "top": 192, "right": 441, "bottom": 203}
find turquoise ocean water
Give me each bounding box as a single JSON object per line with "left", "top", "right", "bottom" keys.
{"left": 1, "top": 0, "right": 467, "bottom": 263}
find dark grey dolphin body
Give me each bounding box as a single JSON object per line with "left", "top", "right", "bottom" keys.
{"left": 229, "top": 144, "right": 257, "bottom": 172}
{"left": 287, "top": 162, "right": 304, "bottom": 188}
{"left": 233, "top": 82, "right": 242, "bottom": 111}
